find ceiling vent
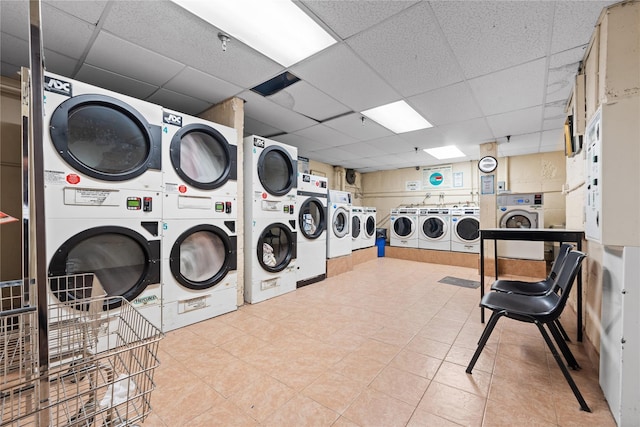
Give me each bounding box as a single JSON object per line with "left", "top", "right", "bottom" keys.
{"left": 251, "top": 72, "right": 300, "bottom": 97}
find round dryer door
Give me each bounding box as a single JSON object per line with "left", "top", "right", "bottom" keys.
{"left": 422, "top": 217, "right": 447, "bottom": 240}
{"left": 393, "top": 217, "right": 414, "bottom": 238}
{"left": 500, "top": 209, "right": 536, "bottom": 229}
{"left": 258, "top": 223, "right": 297, "bottom": 272}
{"left": 257, "top": 146, "right": 296, "bottom": 196}
{"left": 332, "top": 208, "right": 349, "bottom": 238}
{"left": 455, "top": 217, "right": 480, "bottom": 242}
{"left": 49, "top": 94, "right": 161, "bottom": 181}
{"left": 170, "top": 225, "right": 237, "bottom": 290}
{"left": 352, "top": 215, "right": 361, "bottom": 239}
{"left": 365, "top": 215, "right": 375, "bottom": 238}
{"left": 299, "top": 198, "right": 326, "bottom": 240}
{"left": 48, "top": 226, "right": 160, "bottom": 310}
{"left": 169, "top": 124, "right": 237, "bottom": 190}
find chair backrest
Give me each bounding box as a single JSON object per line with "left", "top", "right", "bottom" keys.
{"left": 548, "top": 243, "right": 574, "bottom": 280}
{"left": 551, "top": 250, "right": 586, "bottom": 300}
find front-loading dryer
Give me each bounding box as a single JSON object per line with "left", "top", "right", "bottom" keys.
{"left": 245, "top": 217, "right": 297, "bottom": 303}
{"left": 161, "top": 216, "right": 237, "bottom": 331}
{"left": 162, "top": 108, "right": 238, "bottom": 219}
{"left": 327, "top": 190, "right": 352, "bottom": 259}
{"left": 450, "top": 207, "right": 480, "bottom": 253}
{"left": 390, "top": 207, "right": 419, "bottom": 248}
{"left": 361, "top": 207, "right": 377, "bottom": 248}
{"left": 350, "top": 206, "right": 364, "bottom": 251}
{"left": 418, "top": 208, "right": 451, "bottom": 251}
{"left": 296, "top": 173, "right": 328, "bottom": 287}
{"left": 43, "top": 72, "right": 162, "bottom": 202}
{"left": 497, "top": 193, "right": 545, "bottom": 260}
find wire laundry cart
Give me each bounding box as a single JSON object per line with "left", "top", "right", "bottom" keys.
{"left": 1, "top": 273, "right": 163, "bottom": 426}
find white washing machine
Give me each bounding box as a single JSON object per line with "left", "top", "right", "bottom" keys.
{"left": 161, "top": 216, "right": 237, "bottom": 331}
{"left": 418, "top": 208, "right": 451, "bottom": 251}
{"left": 244, "top": 135, "right": 298, "bottom": 221}
{"left": 245, "top": 217, "right": 297, "bottom": 303}
{"left": 162, "top": 108, "right": 238, "bottom": 219}
{"left": 361, "top": 207, "right": 377, "bottom": 248}
{"left": 390, "top": 207, "right": 419, "bottom": 248}
{"left": 43, "top": 72, "right": 162, "bottom": 205}
{"left": 450, "top": 207, "right": 480, "bottom": 253}
{"left": 327, "top": 190, "right": 352, "bottom": 259}
{"left": 296, "top": 173, "right": 328, "bottom": 287}
{"left": 497, "top": 193, "right": 545, "bottom": 260}
{"left": 350, "top": 206, "right": 364, "bottom": 251}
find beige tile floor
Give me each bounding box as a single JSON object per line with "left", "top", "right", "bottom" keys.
{"left": 142, "top": 258, "right": 615, "bottom": 426}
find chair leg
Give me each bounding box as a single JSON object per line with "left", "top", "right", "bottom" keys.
{"left": 555, "top": 318, "right": 571, "bottom": 342}
{"left": 467, "top": 311, "right": 501, "bottom": 374}
{"left": 536, "top": 322, "right": 591, "bottom": 412}
{"left": 548, "top": 321, "right": 580, "bottom": 370}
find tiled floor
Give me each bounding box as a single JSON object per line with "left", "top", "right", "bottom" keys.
{"left": 142, "top": 258, "right": 615, "bottom": 426}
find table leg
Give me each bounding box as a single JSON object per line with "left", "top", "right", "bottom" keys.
{"left": 577, "top": 239, "right": 583, "bottom": 342}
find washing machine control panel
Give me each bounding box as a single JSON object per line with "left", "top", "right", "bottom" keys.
{"left": 127, "top": 196, "right": 154, "bottom": 212}
{"left": 214, "top": 201, "right": 234, "bottom": 214}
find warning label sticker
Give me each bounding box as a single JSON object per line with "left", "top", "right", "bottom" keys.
{"left": 45, "top": 170, "right": 66, "bottom": 185}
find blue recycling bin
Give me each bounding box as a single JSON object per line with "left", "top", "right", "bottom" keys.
{"left": 376, "top": 237, "right": 386, "bottom": 257}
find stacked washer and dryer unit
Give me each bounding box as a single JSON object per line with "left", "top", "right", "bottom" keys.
{"left": 160, "top": 109, "right": 238, "bottom": 331}
{"left": 43, "top": 72, "right": 163, "bottom": 329}
{"left": 296, "top": 173, "right": 328, "bottom": 287}
{"left": 244, "top": 135, "right": 298, "bottom": 303}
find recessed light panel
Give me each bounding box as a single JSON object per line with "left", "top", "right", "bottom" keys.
{"left": 361, "top": 101, "right": 432, "bottom": 134}
{"left": 423, "top": 146, "right": 466, "bottom": 159}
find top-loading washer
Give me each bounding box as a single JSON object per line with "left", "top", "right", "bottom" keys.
{"left": 418, "top": 208, "right": 451, "bottom": 251}
{"left": 497, "top": 193, "right": 545, "bottom": 260}
{"left": 390, "top": 207, "right": 419, "bottom": 248}
{"left": 162, "top": 108, "right": 238, "bottom": 219}
{"left": 296, "top": 173, "right": 328, "bottom": 287}
{"left": 43, "top": 72, "right": 162, "bottom": 203}
{"left": 450, "top": 207, "right": 480, "bottom": 253}
{"left": 361, "top": 207, "right": 376, "bottom": 248}
{"left": 327, "top": 190, "right": 352, "bottom": 259}
{"left": 350, "top": 206, "right": 364, "bottom": 251}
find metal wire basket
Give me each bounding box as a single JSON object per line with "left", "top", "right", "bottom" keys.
{"left": 1, "top": 273, "right": 163, "bottom": 427}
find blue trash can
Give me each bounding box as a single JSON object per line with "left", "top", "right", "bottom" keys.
{"left": 375, "top": 228, "right": 387, "bottom": 257}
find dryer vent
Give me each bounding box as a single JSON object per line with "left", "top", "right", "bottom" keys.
{"left": 345, "top": 168, "right": 356, "bottom": 185}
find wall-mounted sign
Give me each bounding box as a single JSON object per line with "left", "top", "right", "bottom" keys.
{"left": 478, "top": 156, "right": 498, "bottom": 173}
{"left": 453, "top": 172, "right": 463, "bottom": 188}
{"left": 481, "top": 174, "right": 495, "bottom": 195}
{"left": 422, "top": 165, "right": 452, "bottom": 189}
{"left": 406, "top": 180, "right": 421, "bottom": 191}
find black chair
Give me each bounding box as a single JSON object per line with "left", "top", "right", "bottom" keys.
{"left": 491, "top": 243, "right": 574, "bottom": 342}
{"left": 466, "top": 251, "right": 590, "bottom": 412}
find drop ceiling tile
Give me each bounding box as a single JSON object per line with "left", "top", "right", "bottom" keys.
{"left": 546, "top": 48, "right": 585, "bottom": 104}
{"left": 45, "top": 0, "right": 108, "bottom": 23}
{"left": 271, "top": 133, "right": 334, "bottom": 153}
{"left": 468, "top": 58, "right": 547, "bottom": 116}
{"left": 497, "top": 132, "right": 540, "bottom": 157}
{"left": 102, "top": 1, "right": 283, "bottom": 88}
{"left": 1, "top": 62, "right": 20, "bottom": 78}
{"left": 267, "top": 81, "right": 351, "bottom": 122}
{"left": 437, "top": 118, "right": 495, "bottom": 146}
{"left": 243, "top": 116, "right": 283, "bottom": 139}
{"left": 550, "top": 1, "right": 614, "bottom": 54}
{"left": 486, "top": 106, "right": 543, "bottom": 139}
{"left": 347, "top": 2, "right": 463, "bottom": 97}
{"left": 146, "top": 88, "right": 211, "bottom": 116}
{"left": 300, "top": 0, "right": 419, "bottom": 39}
{"left": 310, "top": 146, "right": 363, "bottom": 164}
{"left": 339, "top": 142, "right": 388, "bottom": 158}
{"left": 41, "top": 5, "right": 95, "bottom": 58}
{"left": 290, "top": 43, "right": 399, "bottom": 112}
{"left": 432, "top": 1, "right": 554, "bottom": 78}
{"left": 1, "top": 33, "right": 28, "bottom": 70}
{"left": 240, "top": 90, "right": 317, "bottom": 133}
{"left": 542, "top": 101, "right": 567, "bottom": 131}
{"left": 322, "top": 112, "right": 393, "bottom": 141}
{"left": 0, "top": 1, "right": 29, "bottom": 40}
{"left": 408, "top": 82, "right": 483, "bottom": 126}
{"left": 85, "top": 32, "right": 184, "bottom": 86}
{"left": 398, "top": 127, "right": 446, "bottom": 149}
{"left": 303, "top": 148, "right": 344, "bottom": 166}
{"left": 163, "top": 67, "right": 241, "bottom": 104}
{"left": 75, "top": 64, "right": 159, "bottom": 99}
{"left": 539, "top": 129, "right": 563, "bottom": 151}
{"left": 294, "top": 124, "right": 358, "bottom": 148}
{"left": 43, "top": 49, "right": 78, "bottom": 77}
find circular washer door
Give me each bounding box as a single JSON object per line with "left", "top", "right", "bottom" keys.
{"left": 299, "top": 198, "right": 326, "bottom": 240}
{"left": 422, "top": 216, "right": 448, "bottom": 241}
{"left": 169, "top": 124, "right": 237, "bottom": 190}
{"left": 257, "top": 223, "right": 297, "bottom": 272}
{"left": 365, "top": 215, "right": 376, "bottom": 238}
{"left": 352, "top": 215, "right": 361, "bottom": 239}
{"left": 48, "top": 226, "right": 160, "bottom": 310}
{"left": 500, "top": 210, "right": 537, "bottom": 229}
{"left": 332, "top": 207, "right": 349, "bottom": 238}
{"left": 170, "top": 225, "right": 237, "bottom": 290}
{"left": 454, "top": 217, "right": 480, "bottom": 242}
{"left": 49, "top": 94, "right": 160, "bottom": 181}
{"left": 257, "top": 146, "right": 296, "bottom": 196}
{"left": 393, "top": 216, "right": 415, "bottom": 238}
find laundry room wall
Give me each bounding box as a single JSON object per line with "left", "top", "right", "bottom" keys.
{"left": 0, "top": 75, "right": 22, "bottom": 281}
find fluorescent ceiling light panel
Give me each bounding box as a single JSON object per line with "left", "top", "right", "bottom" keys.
{"left": 171, "top": 0, "right": 336, "bottom": 67}
{"left": 423, "top": 146, "right": 466, "bottom": 159}
{"left": 361, "top": 101, "right": 432, "bottom": 134}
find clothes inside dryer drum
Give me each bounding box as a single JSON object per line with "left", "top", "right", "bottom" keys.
{"left": 456, "top": 218, "right": 480, "bottom": 241}
{"left": 179, "top": 131, "right": 227, "bottom": 184}
{"left": 394, "top": 217, "right": 413, "bottom": 237}
{"left": 179, "top": 231, "right": 226, "bottom": 282}
{"left": 423, "top": 218, "right": 445, "bottom": 238}
{"left": 258, "top": 224, "right": 296, "bottom": 272}
{"left": 504, "top": 214, "right": 532, "bottom": 228}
